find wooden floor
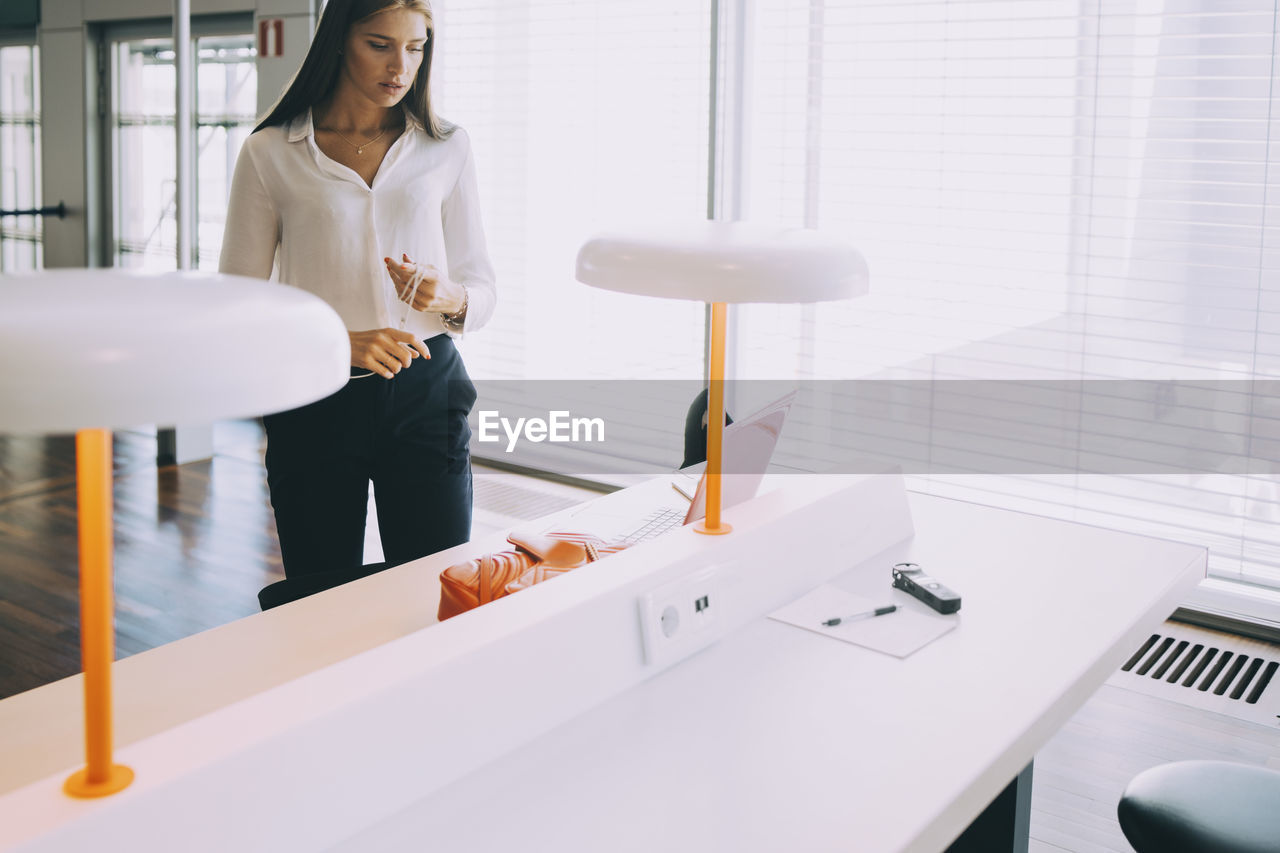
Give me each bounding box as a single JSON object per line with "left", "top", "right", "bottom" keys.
{"left": 0, "top": 422, "right": 283, "bottom": 697}
{"left": 1, "top": 426, "right": 1278, "bottom": 851}
{"left": 0, "top": 421, "right": 595, "bottom": 699}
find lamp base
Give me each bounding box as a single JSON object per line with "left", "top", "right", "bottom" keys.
{"left": 694, "top": 520, "right": 733, "bottom": 536}
{"left": 63, "top": 764, "right": 134, "bottom": 798}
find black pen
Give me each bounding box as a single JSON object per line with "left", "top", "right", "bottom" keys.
{"left": 821, "top": 605, "right": 897, "bottom": 627}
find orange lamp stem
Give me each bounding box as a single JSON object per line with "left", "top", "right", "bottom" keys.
{"left": 696, "top": 302, "right": 732, "bottom": 535}
{"left": 63, "top": 428, "right": 134, "bottom": 798}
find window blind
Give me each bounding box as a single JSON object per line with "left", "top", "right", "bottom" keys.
{"left": 430, "top": 0, "right": 715, "bottom": 475}
{"left": 736, "top": 0, "right": 1280, "bottom": 593}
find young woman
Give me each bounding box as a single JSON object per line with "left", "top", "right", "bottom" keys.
{"left": 220, "top": 0, "right": 494, "bottom": 605}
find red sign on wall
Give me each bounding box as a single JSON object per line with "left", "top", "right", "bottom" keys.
{"left": 258, "top": 19, "right": 284, "bottom": 58}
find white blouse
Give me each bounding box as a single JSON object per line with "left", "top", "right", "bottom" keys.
{"left": 219, "top": 110, "right": 495, "bottom": 340}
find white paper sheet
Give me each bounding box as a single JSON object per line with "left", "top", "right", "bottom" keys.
{"left": 769, "top": 584, "right": 957, "bottom": 658}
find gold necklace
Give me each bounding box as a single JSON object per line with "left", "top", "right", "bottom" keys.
{"left": 322, "top": 125, "right": 392, "bottom": 155}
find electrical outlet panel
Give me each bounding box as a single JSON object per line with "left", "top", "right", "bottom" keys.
{"left": 637, "top": 566, "right": 724, "bottom": 667}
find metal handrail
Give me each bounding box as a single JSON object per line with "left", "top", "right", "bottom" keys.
{"left": 0, "top": 202, "right": 67, "bottom": 219}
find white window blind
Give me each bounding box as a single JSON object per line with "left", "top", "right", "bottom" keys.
{"left": 431, "top": 0, "right": 714, "bottom": 474}
{"left": 410, "top": 0, "right": 1280, "bottom": 601}
{"left": 736, "top": 0, "right": 1280, "bottom": 593}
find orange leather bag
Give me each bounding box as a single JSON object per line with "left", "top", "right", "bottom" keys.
{"left": 437, "top": 530, "right": 627, "bottom": 621}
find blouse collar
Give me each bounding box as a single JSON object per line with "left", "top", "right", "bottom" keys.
{"left": 284, "top": 106, "right": 419, "bottom": 143}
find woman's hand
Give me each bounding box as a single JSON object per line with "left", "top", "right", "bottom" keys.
{"left": 385, "top": 253, "right": 466, "bottom": 315}
{"left": 349, "top": 328, "right": 431, "bottom": 379}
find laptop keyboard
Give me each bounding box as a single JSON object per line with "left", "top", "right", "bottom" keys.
{"left": 620, "top": 507, "right": 685, "bottom": 544}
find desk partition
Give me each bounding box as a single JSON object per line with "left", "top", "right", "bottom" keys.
{"left": 0, "top": 473, "right": 913, "bottom": 851}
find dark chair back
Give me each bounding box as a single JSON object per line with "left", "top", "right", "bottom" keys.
{"left": 681, "top": 387, "right": 733, "bottom": 469}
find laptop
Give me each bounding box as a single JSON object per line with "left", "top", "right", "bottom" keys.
{"left": 547, "top": 392, "right": 794, "bottom": 545}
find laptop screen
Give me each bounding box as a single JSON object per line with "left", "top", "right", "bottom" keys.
{"left": 682, "top": 394, "right": 793, "bottom": 524}
{"left": 540, "top": 392, "right": 795, "bottom": 543}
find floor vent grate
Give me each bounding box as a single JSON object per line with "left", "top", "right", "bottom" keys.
{"left": 1107, "top": 622, "right": 1280, "bottom": 726}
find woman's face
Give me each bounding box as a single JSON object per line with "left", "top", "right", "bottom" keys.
{"left": 340, "top": 8, "right": 429, "bottom": 109}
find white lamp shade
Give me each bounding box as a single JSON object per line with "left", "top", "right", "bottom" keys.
{"left": 575, "top": 221, "right": 868, "bottom": 303}
{"left": 0, "top": 269, "right": 351, "bottom": 434}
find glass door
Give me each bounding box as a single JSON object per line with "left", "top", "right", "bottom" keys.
{"left": 0, "top": 41, "right": 41, "bottom": 271}
{"left": 196, "top": 35, "right": 257, "bottom": 270}
{"left": 106, "top": 18, "right": 256, "bottom": 270}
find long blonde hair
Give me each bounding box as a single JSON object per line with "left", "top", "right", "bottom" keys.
{"left": 255, "top": 0, "right": 452, "bottom": 139}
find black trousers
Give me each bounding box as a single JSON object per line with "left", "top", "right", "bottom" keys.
{"left": 259, "top": 334, "right": 476, "bottom": 606}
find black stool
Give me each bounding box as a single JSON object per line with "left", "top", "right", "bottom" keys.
{"left": 1118, "top": 760, "right": 1280, "bottom": 853}
{"left": 257, "top": 562, "right": 389, "bottom": 610}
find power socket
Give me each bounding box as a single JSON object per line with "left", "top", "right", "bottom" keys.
{"left": 637, "top": 566, "right": 723, "bottom": 667}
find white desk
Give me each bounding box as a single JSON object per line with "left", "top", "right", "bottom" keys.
{"left": 0, "top": 479, "right": 1201, "bottom": 853}
{"left": 333, "top": 493, "right": 1204, "bottom": 853}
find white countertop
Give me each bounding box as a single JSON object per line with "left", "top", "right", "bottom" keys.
{"left": 332, "top": 493, "right": 1204, "bottom": 853}
{"left": 0, "top": 479, "right": 1202, "bottom": 853}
